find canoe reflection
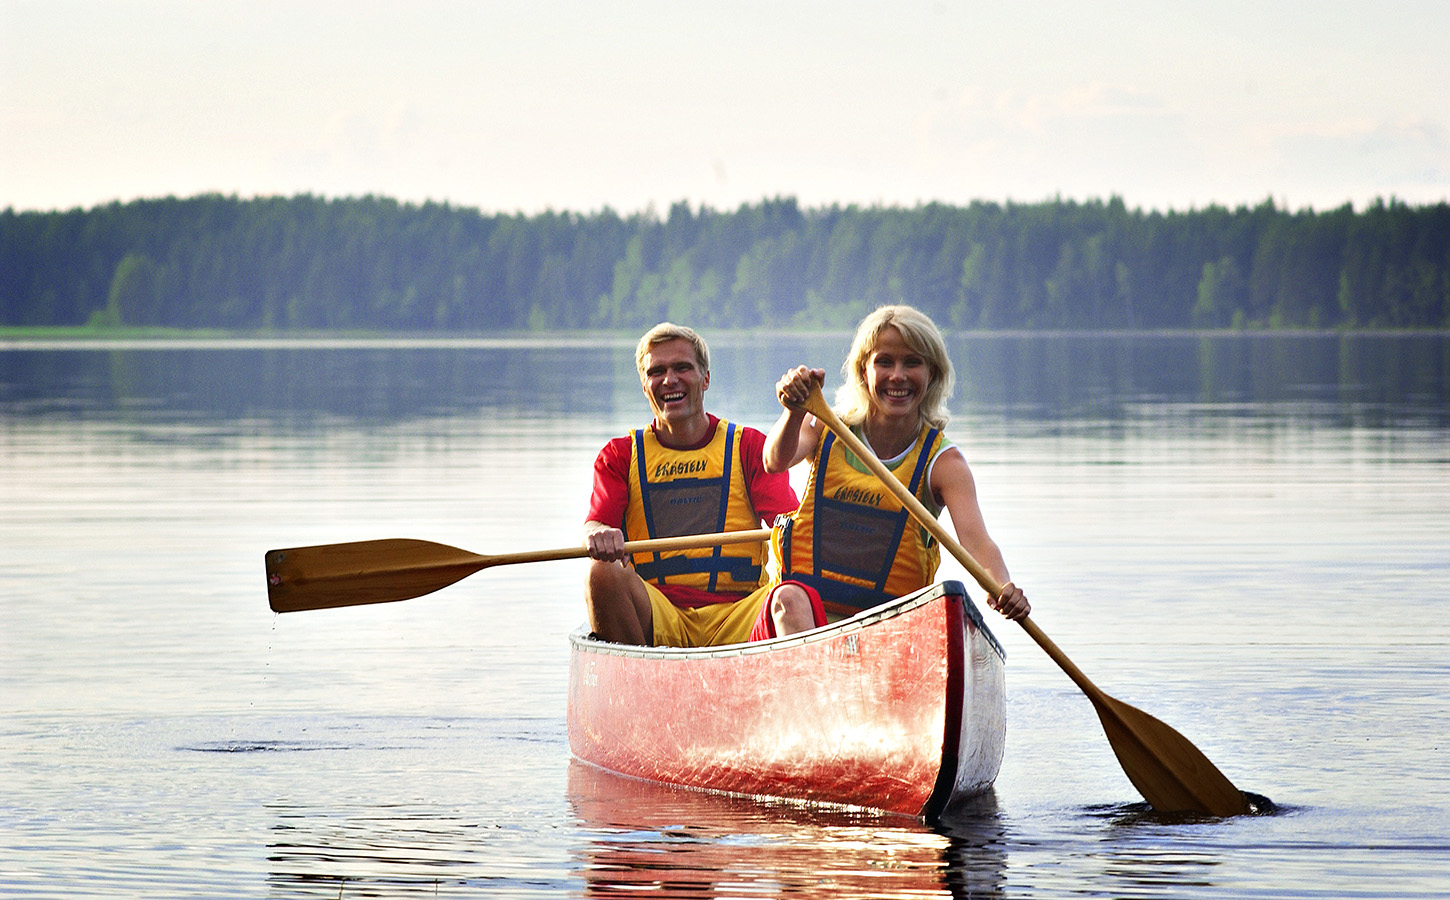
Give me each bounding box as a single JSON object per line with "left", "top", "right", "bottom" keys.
{"left": 568, "top": 760, "right": 1007, "bottom": 899}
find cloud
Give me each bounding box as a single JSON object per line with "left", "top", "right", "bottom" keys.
{"left": 912, "top": 84, "right": 1193, "bottom": 204}
{"left": 1269, "top": 118, "right": 1450, "bottom": 207}
{"left": 271, "top": 105, "right": 428, "bottom": 194}
{"left": 925, "top": 83, "right": 1176, "bottom": 138}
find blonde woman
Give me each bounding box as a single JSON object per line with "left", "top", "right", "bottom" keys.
{"left": 752, "top": 305, "right": 1029, "bottom": 639}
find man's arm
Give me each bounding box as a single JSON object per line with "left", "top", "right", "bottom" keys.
{"left": 584, "top": 436, "right": 632, "bottom": 561}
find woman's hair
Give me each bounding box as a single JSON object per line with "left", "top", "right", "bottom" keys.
{"left": 835, "top": 305, "right": 954, "bottom": 429}
{"left": 635, "top": 322, "right": 710, "bottom": 382}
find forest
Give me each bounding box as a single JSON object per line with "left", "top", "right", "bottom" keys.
{"left": 2, "top": 193, "right": 1448, "bottom": 332}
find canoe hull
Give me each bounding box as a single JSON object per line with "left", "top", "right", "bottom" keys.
{"left": 566, "top": 581, "right": 1005, "bottom": 819}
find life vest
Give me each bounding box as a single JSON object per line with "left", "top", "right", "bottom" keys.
{"left": 771, "top": 423, "right": 945, "bottom": 615}
{"left": 623, "top": 420, "right": 766, "bottom": 596}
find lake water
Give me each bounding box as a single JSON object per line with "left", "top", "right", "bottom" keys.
{"left": 2, "top": 331, "right": 1448, "bottom": 898}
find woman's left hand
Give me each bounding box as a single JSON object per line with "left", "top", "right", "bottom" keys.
{"left": 988, "top": 581, "right": 1030, "bottom": 620}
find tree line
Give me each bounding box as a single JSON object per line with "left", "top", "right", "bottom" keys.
{"left": 2, "top": 192, "right": 1448, "bottom": 331}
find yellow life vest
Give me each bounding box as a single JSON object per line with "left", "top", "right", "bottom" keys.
{"left": 771, "top": 423, "right": 945, "bottom": 614}
{"left": 623, "top": 420, "right": 766, "bottom": 596}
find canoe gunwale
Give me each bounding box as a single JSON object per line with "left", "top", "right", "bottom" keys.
{"left": 568, "top": 579, "right": 1004, "bottom": 662}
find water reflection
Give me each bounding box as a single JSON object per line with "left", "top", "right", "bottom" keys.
{"left": 0, "top": 341, "right": 637, "bottom": 424}
{"left": 567, "top": 761, "right": 1008, "bottom": 899}
{"left": 2, "top": 333, "right": 1445, "bottom": 430}
{"left": 267, "top": 800, "right": 480, "bottom": 897}
{"left": 950, "top": 332, "right": 1449, "bottom": 427}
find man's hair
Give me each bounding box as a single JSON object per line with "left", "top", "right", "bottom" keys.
{"left": 835, "top": 305, "right": 955, "bottom": 429}
{"left": 635, "top": 322, "right": 710, "bottom": 382}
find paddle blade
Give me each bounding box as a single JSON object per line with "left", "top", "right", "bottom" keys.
{"left": 266, "top": 539, "right": 489, "bottom": 613}
{"left": 1092, "top": 694, "right": 1249, "bottom": 817}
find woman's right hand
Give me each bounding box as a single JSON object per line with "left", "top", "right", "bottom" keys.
{"left": 764, "top": 367, "right": 827, "bottom": 472}
{"left": 776, "top": 366, "right": 825, "bottom": 409}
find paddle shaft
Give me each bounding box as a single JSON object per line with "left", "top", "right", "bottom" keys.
{"left": 266, "top": 528, "right": 771, "bottom": 613}
{"left": 803, "top": 409, "right": 1124, "bottom": 703}
{"left": 482, "top": 528, "right": 773, "bottom": 568}
{"left": 800, "top": 388, "right": 1006, "bottom": 597}
{"left": 800, "top": 385, "right": 1248, "bottom": 815}
{"left": 800, "top": 399, "right": 1118, "bottom": 700}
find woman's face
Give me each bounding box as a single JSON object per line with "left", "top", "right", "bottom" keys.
{"left": 864, "top": 325, "right": 930, "bottom": 421}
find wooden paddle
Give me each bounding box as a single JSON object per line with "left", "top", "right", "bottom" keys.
{"left": 798, "top": 384, "right": 1249, "bottom": 816}
{"left": 265, "top": 528, "right": 771, "bottom": 614}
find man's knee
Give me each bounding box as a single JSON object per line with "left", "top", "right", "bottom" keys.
{"left": 770, "top": 583, "right": 810, "bottom": 619}
{"left": 585, "top": 561, "right": 652, "bottom": 644}
{"left": 586, "top": 559, "right": 628, "bottom": 595}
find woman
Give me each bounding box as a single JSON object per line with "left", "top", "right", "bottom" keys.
{"left": 752, "top": 305, "right": 1030, "bottom": 639}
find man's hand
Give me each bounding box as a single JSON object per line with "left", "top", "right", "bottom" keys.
{"left": 584, "top": 522, "right": 627, "bottom": 562}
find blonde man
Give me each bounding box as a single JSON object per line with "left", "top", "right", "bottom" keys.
{"left": 583, "top": 323, "right": 810, "bottom": 646}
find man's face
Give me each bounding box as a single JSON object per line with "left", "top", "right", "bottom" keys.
{"left": 640, "top": 338, "right": 709, "bottom": 429}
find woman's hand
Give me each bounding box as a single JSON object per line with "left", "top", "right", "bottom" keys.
{"left": 764, "top": 367, "right": 826, "bottom": 472}
{"left": 776, "top": 366, "right": 824, "bottom": 408}
{"left": 988, "top": 581, "right": 1031, "bottom": 620}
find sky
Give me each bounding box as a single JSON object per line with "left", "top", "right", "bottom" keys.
{"left": 3, "top": 0, "right": 1449, "bottom": 216}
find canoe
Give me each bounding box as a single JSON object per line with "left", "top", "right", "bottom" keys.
{"left": 566, "top": 580, "right": 1006, "bottom": 820}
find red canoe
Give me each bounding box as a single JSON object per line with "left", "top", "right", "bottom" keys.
{"left": 567, "top": 580, "right": 1006, "bottom": 820}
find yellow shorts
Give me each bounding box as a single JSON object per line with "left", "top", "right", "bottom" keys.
{"left": 646, "top": 582, "right": 773, "bottom": 648}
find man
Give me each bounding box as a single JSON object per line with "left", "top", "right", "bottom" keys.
{"left": 583, "top": 323, "right": 809, "bottom": 646}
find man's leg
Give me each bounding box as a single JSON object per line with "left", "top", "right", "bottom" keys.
{"left": 585, "top": 560, "right": 653, "bottom": 644}
{"left": 769, "top": 582, "right": 819, "bottom": 636}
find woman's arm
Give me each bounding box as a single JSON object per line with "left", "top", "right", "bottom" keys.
{"left": 931, "top": 447, "right": 1031, "bottom": 619}
{"left": 762, "top": 366, "right": 826, "bottom": 473}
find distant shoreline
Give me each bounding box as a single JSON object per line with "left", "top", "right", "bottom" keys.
{"left": 2, "top": 324, "right": 1447, "bottom": 348}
